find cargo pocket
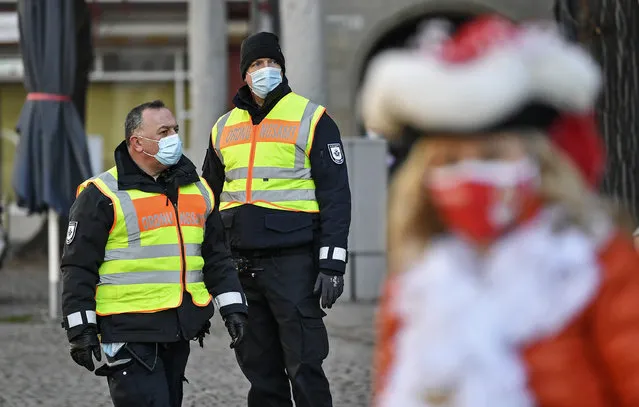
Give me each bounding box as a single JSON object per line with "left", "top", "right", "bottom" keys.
{"left": 297, "top": 299, "right": 329, "bottom": 362}
{"left": 99, "top": 350, "right": 142, "bottom": 407}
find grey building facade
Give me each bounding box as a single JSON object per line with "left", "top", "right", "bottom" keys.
{"left": 0, "top": 0, "right": 557, "bottom": 300}
{"left": 323, "top": 0, "right": 555, "bottom": 140}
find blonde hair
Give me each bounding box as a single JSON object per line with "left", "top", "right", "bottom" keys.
{"left": 387, "top": 133, "right": 607, "bottom": 274}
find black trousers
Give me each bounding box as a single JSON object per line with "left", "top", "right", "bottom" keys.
{"left": 97, "top": 341, "right": 190, "bottom": 407}
{"left": 235, "top": 248, "right": 333, "bottom": 407}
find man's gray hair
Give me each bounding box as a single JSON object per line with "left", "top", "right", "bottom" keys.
{"left": 124, "top": 100, "right": 166, "bottom": 144}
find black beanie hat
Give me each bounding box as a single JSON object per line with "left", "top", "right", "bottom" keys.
{"left": 240, "top": 32, "right": 286, "bottom": 79}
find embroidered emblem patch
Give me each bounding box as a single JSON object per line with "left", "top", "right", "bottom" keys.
{"left": 66, "top": 221, "right": 78, "bottom": 245}
{"left": 328, "top": 143, "right": 344, "bottom": 164}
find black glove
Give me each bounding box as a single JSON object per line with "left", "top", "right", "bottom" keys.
{"left": 313, "top": 271, "right": 344, "bottom": 309}
{"left": 193, "top": 320, "right": 211, "bottom": 348}
{"left": 69, "top": 327, "right": 102, "bottom": 371}
{"left": 224, "top": 313, "right": 247, "bottom": 349}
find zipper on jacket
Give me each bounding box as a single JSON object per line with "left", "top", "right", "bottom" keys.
{"left": 170, "top": 200, "right": 187, "bottom": 291}
{"left": 245, "top": 125, "right": 259, "bottom": 203}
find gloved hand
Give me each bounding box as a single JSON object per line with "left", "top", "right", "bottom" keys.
{"left": 69, "top": 327, "right": 102, "bottom": 371}
{"left": 194, "top": 320, "right": 211, "bottom": 348}
{"left": 313, "top": 271, "right": 344, "bottom": 309}
{"left": 224, "top": 313, "right": 247, "bottom": 349}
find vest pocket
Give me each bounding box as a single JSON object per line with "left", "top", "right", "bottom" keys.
{"left": 264, "top": 214, "right": 313, "bottom": 233}
{"left": 264, "top": 214, "right": 314, "bottom": 246}
{"left": 220, "top": 211, "right": 235, "bottom": 229}
{"left": 220, "top": 212, "right": 234, "bottom": 248}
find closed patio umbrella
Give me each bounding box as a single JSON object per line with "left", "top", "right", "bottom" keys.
{"left": 12, "top": 0, "right": 93, "bottom": 319}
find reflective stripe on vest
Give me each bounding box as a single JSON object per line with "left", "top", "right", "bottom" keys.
{"left": 211, "top": 92, "right": 325, "bottom": 212}
{"left": 76, "top": 167, "right": 214, "bottom": 316}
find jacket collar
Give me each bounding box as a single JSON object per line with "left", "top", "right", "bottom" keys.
{"left": 113, "top": 141, "right": 200, "bottom": 192}
{"left": 233, "top": 76, "right": 292, "bottom": 120}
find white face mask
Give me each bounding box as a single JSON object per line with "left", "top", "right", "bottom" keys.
{"left": 139, "top": 134, "right": 183, "bottom": 166}
{"left": 249, "top": 67, "right": 282, "bottom": 98}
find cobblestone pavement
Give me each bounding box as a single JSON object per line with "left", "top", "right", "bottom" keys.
{"left": 0, "top": 259, "right": 376, "bottom": 407}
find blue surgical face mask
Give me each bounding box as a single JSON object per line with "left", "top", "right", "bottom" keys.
{"left": 141, "top": 134, "right": 183, "bottom": 166}
{"left": 249, "top": 67, "right": 282, "bottom": 98}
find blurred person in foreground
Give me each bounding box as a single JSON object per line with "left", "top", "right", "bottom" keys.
{"left": 361, "top": 15, "right": 639, "bottom": 407}
{"left": 61, "top": 100, "right": 247, "bottom": 407}
{"left": 202, "top": 32, "right": 351, "bottom": 407}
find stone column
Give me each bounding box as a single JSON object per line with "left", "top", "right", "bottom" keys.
{"left": 279, "top": 0, "right": 326, "bottom": 105}
{"left": 187, "top": 0, "right": 227, "bottom": 170}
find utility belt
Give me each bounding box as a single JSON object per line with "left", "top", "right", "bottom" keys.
{"left": 232, "top": 245, "right": 313, "bottom": 275}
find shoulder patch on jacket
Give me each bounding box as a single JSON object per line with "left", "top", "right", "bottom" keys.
{"left": 66, "top": 221, "right": 78, "bottom": 245}
{"left": 328, "top": 143, "right": 344, "bottom": 164}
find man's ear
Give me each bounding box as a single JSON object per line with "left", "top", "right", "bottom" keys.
{"left": 129, "top": 135, "right": 143, "bottom": 153}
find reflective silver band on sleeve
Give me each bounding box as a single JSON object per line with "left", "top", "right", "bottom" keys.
{"left": 66, "top": 310, "right": 97, "bottom": 328}
{"left": 332, "top": 247, "right": 347, "bottom": 262}
{"left": 214, "top": 292, "right": 245, "bottom": 308}
{"left": 87, "top": 310, "right": 97, "bottom": 324}
{"left": 319, "top": 246, "right": 347, "bottom": 262}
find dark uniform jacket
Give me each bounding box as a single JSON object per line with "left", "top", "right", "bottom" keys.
{"left": 61, "top": 141, "right": 247, "bottom": 344}
{"left": 202, "top": 78, "right": 352, "bottom": 275}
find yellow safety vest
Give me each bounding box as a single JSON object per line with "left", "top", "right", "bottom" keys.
{"left": 76, "top": 167, "right": 214, "bottom": 316}
{"left": 211, "top": 92, "right": 325, "bottom": 212}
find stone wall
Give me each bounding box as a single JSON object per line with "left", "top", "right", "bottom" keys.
{"left": 322, "top": 0, "right": 556, "bottom": 139}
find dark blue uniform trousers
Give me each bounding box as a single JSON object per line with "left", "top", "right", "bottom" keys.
{"left": 234, "top": 247, "right": 333, "bottom": 407}
{"left": 96, "top": 341, "right": 190, "bottom": 407}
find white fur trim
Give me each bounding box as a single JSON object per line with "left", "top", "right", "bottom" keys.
{"left": 359, "top": 24, "right": 601, "bottom": 138}
{"left": 517, "top": 26, "right": 601, "bottom": 112}
{"left": 360, "top": 47, "right": 531, "bottom": 137}
{"left": 379, "top": 207, "right": 604, "bottom": 407}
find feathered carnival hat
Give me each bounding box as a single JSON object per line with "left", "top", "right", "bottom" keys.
{"left": 359, "top": 15, "right": 605, "bottom": 186}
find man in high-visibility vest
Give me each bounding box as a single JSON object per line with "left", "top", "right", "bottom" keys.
{"left": 202, "top": 32, "right": 351, "bottom": 407}
{"left": 61, "top": 100, "right": 248, "bottom": 407}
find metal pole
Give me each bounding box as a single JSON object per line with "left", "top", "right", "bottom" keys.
{"left": 174, "top": 50, "right": 186, "bottom": 136}
{"left": 0, "top": 91, "right": 3, "bottom": 204}
{"left": 48, "top": 209, "right": 60, "bottom": 319}
{"left": 249, "top": 0, "right": 260, "bottom": 34}
{"left": 268, "top": 0, "right": 281, "bottom": 37}
{"left": 279, "top": 0, "right": 326, "bottom": 105}
{"left": 257, "top": 0, "right": 273, "bottom": 33}
{"left": 0, "top": 88, "right": 6, "bottom": 266}
{"left": 187, "top": 0, "right": 228, "bottom": 171}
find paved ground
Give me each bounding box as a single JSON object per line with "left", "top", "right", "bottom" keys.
{"left": 0, "top": 258, "right": 376, "bottom": 407}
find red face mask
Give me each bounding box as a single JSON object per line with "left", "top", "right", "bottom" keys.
{"left": 426, "top": 158, "right": 541, "bottom": 243}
